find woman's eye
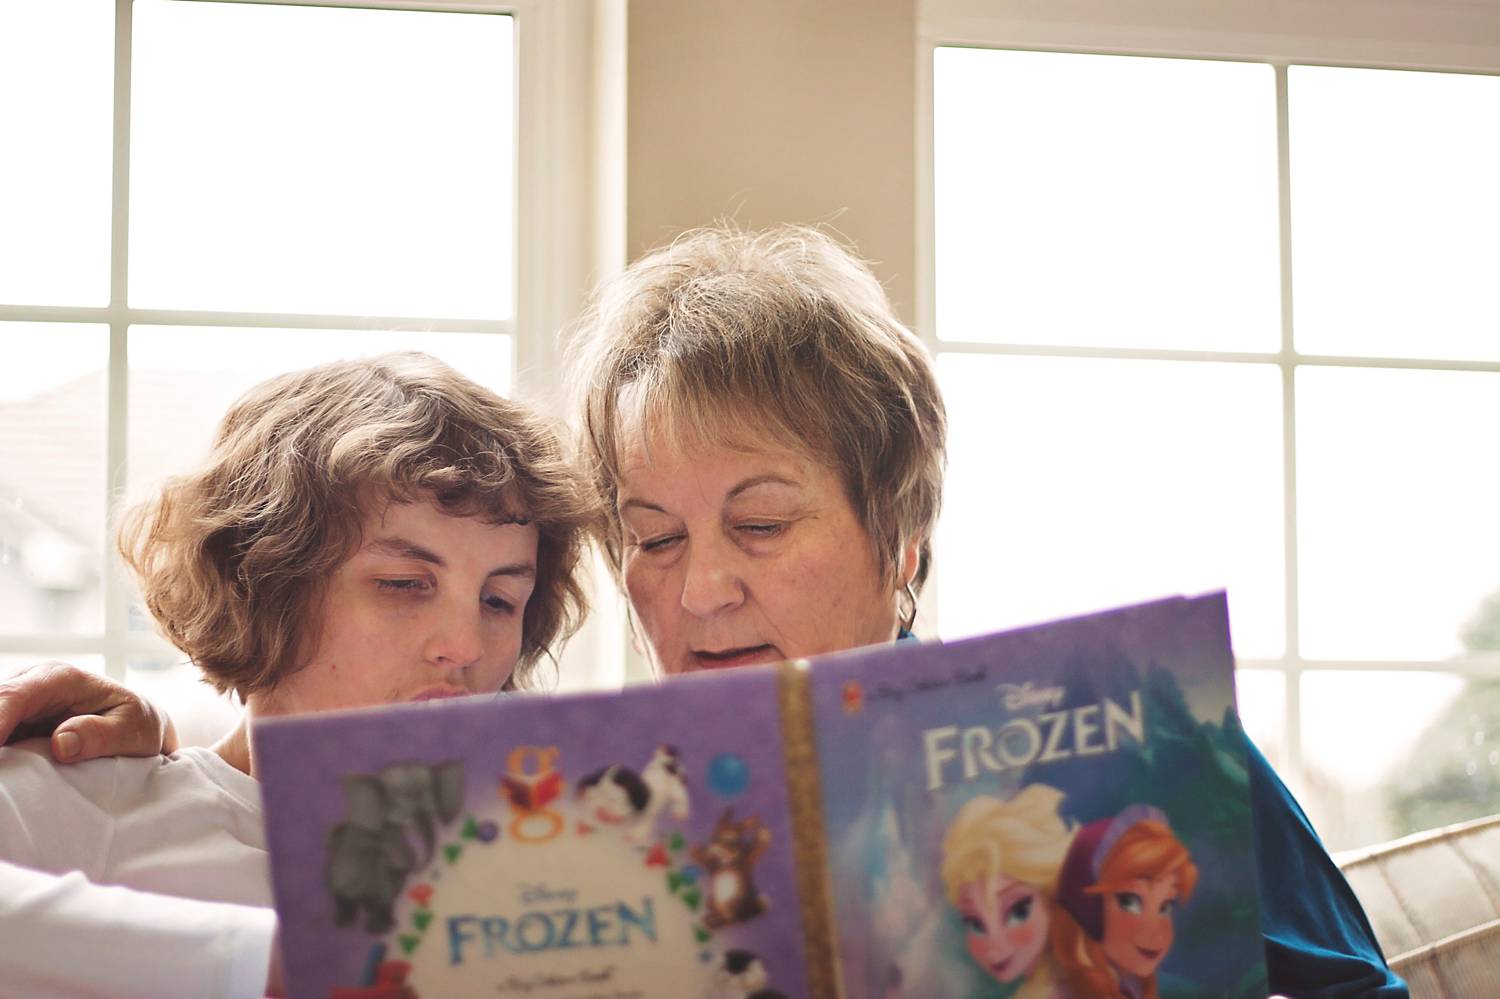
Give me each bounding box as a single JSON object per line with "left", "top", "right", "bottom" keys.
{"left": 637, "top": 534, "right": 683, "bottom": 553}
{"left": 1005, "top": 896, "right": 1033, "bottom": 925}
{"left": 377, "top": 578, "right": 429, "bottom": 593}
{"left": 483, "top": 594, "right": 515, "bottom": 613}
{"left": 1115, "top": 892, "right": 1143, "bottom": 915}
{"left": 1159, "top": 897, "right": 1177, "bottom": 916}
{"left": 962, "top": 914, "right": 985, "bottom": 934}
{"left": 736, "top": 522, "right": 784, "bottom": 539}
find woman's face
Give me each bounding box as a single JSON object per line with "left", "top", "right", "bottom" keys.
{"left": 958, "top": 876, "right": 1051, "bottom": 983}
{"left": 616, "top": 430, "right": 910, "bottom": 675}
{"left": 253, "top": 496, "right": 539, "bottom": 716}
{"left": 1100, "top": 872, "right": 1180, "bottom": 979}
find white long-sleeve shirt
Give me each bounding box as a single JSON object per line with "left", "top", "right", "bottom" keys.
{"left": 0, "top": 741, "right": 276, "bottom": 999}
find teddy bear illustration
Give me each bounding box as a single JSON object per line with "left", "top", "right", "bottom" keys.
{"left": 691, "top": 808, "right": 772, "bottom": 929}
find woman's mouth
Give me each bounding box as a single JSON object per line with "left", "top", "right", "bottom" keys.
{"left": 691, "top": 645, "right": 781, "bottom": 670}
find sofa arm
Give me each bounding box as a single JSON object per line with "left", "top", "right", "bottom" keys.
{"left": 1334, "top": 813, "right": 1500, "bottom": 998}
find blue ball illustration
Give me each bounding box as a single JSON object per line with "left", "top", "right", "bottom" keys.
{"left": 706, "top": 752, "right": 750, "bottom": 798}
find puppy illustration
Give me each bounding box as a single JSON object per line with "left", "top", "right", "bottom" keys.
{"left": 691, "top": 808, "right": 771, "bottom": 929}
{"left": 575, "top": 745, "right": 691, "bottom": 845}
{"left": 575, "top": 764, "right": 650, "bottom": 835}
{"left": 711, "top": 949, "right": 788, "bottom": 999}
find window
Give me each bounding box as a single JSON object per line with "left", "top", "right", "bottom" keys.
{"left": 0, "top": 0, "right": 579, "bottom": 741}
{"left": 927, "top": 42, "right": 1500, "bottom": 851}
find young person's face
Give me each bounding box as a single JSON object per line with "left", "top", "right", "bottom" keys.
{"left": 616, "top": 430, "right": 908, "bottom": 676}
{"left": 957, "top": 876, "right": 1051, "bottom": 983}
{"left": 1100, "top": 872, "right": 1180, "bottom": 979}
{"left": 255, "top": 497, "right": 538, "bottom": 716}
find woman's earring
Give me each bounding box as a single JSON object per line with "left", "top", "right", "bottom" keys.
{"left": 901, "top": 580, "right": 918, "bottom": 634}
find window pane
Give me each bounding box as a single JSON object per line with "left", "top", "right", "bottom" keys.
{"left": 0, "top": 1, "right": 113, "bottom": 306}
{"left": 127, "top": 657, "right": 242, "bottom": 749}
{"left": 935, "top": 354, "right": 1285, "bottom": 656}
{"left": 0, "top": 325, "right": 108, "bottom": 635}
{"left": 1290, "top": 66, "right": 1500, "bottom": 361}
{"left": 935, "top": 48, "right": 1279, "bottom": 351}
{"left": 1236, "top": 668, "right": 1286, "bottom": 773}
{"left": 126, "top": 327, "right": 511, "bottom": 494}
{"left": 1300, "top": 670, "right": 1493, "bottom": 850}
{"left": 1, "top": 655, "right": 106, "bottom": 679}
{"left": 1297, "top": 368, "right": 1500, "bottom": 660}
{"left": 129, "top": 2, "right": 514, "bottom": 318}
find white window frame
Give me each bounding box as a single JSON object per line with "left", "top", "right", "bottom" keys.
{"left": 0, "top": 0, "right": 599, "bottom": 681}
{"left": 915, "top": 0, "right": 1500, "bottom": 787}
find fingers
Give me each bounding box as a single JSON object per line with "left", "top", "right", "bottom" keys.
{"left": 51, "top": 711, "right": 160, "bottom": 763}
{"left": 0, "top": 661, "right": 171, "bottom": 762}
{"left": 0, "top": 661, "right": 84, "bottom": 746}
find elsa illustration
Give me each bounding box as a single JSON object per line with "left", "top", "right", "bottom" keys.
{"left": 1053, "top": 805, "right": 1198, "bottom": 999}
{"left": 940, "top": 784, "right": 1075, "bottom": 999}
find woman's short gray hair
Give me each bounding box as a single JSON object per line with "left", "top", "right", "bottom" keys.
{"left": 569, "top": 225, "right": 947, "bottom": 607}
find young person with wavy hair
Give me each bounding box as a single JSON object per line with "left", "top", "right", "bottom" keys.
{"left": 0, "top": 352, "right": 590, "bottom": 999}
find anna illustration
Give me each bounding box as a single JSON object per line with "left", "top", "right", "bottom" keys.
{"left": 1053, "top": 805, "right": 1198, "bottom": 999}
{"left": 940, "top": 784, "right": 1077, "bottom": 999}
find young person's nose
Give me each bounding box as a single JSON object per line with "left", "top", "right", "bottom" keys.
{"left": 423, "top": 599, "right": 485, "bottom": 668}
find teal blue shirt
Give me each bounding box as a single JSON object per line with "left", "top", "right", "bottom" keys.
{"left": 1244, "top": 738, "right": 1408, "bottom": 996}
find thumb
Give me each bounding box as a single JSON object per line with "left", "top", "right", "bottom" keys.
{"left": 52, "top": 709, "right": 167, "bottom": 763}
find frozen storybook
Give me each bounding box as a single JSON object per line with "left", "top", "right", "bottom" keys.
{"left": 256, "top": 592, "right": 1268, "bottom": 999}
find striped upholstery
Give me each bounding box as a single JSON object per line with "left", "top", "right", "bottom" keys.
{"left": 1334, "top": 814, "right": 1500, "bottom": 998}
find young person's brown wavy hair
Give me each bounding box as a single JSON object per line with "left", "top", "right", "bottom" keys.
{"left": 568, "top": 225, "right": 947, "bottom": 625}
{"left": 118, "top": 352, "right": 589, "bottom": 695}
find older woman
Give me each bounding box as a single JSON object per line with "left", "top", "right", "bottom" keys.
{"left": 0, "top": 353, "right": 590, "bottom": 998}
{"left": 7, "top": 229, "right": 1405, "bottom": 998}
{"left": 565, "top": 226, "right": 1405, "bottom": 998}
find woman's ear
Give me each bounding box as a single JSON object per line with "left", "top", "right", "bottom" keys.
{"left": 898, "top": 535, "right": 921, "bottom": 589}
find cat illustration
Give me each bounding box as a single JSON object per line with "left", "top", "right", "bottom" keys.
{"left": 691, "top": 808, "right": 771, "bottom": 929}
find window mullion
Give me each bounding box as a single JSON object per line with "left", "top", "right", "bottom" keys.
{"left": 1274, "top": 61, "right": 1306, "bottom": 786}
{"left": 103, "top": 0, "right": 133, "bottom": 682}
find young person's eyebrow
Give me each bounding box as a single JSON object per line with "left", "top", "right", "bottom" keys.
{"left": 368, "top": 537, "right": 445, "bottom": 565}
{"left": 488, "top": 562, "right": 537, "bottom": 581}
{"left": 366, "top": 538, "right": 535, "bottom": 580}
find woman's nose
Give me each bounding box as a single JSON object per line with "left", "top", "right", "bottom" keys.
{"left": 679, "top": 542, "right": 745, "bottom": 618}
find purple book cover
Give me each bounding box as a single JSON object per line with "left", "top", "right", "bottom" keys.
{"left": 257, "top": 665, "right": 810, "bottom": 999}
{"left": 809, "top": 593, "right": 1267, "bottom": 999}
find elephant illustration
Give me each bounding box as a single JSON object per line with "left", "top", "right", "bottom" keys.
{"left": 325, "top": 761, "right": 466, "bottom": 934}
{"left": 379, "top": 760, "right": 465, "bottom": 866}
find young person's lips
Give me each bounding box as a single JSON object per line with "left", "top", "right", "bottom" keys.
{"left": 409, "top": 685, "right": 468, "bottom": 702}
{"left": 1136, "top": 946, "right": 1163, "bottom": 960}
{"left": 691, "top": 645, "right": 780, "bottom": 670}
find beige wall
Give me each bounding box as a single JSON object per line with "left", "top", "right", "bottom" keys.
{"left": 624, "top": 0, "right": 919, "bottom": 323}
